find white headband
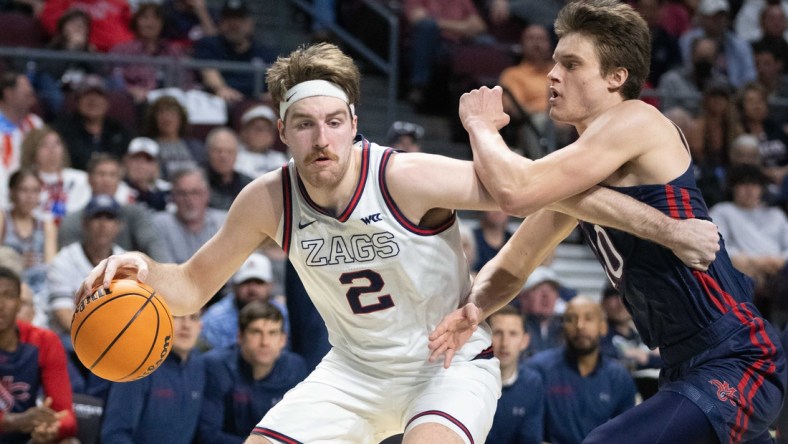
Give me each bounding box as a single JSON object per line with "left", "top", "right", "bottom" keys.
{"left": 279, "top": 79, "right": 355, "bottom": 118}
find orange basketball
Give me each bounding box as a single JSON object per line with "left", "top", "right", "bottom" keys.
{"left": 71, "top": 279, "right": 174, "bottom": 382}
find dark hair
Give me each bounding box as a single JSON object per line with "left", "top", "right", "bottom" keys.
{"left": 86, "top": 152, "right": 121, "bottom": 174}
{"left": 554, "top": 0, "right": 651, "bottom": 100}
{"left": 601, "top": 283, "right": 620, "bottom": 299}
{"left": 0, "top": 266, "right": 21, "bottom": 298}
{"left": 726, "top": 164, "right": 770, "bottom": 189}
{"left": 131, "top": 3, "right": 164, "bottom": 35}
{"left": 8, "top": 168, "right": 41, "bottom": 191}
{"left": 143, "top": 96, "right": 189, "bottom": 138}
{"left": 238, "top": 301, "right": 284, "bottom": 333}
{"left": 488, "top": 304, "right": 527, "bottom": 329}
{"left": 0, "top": 71, "right": 22, "bottom": 102}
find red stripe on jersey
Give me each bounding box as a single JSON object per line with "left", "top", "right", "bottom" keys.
{"left": 680, "top": 188, "right": 695, "bottom": 218}
{"left": 281, "top": 165, "right": 293, "bottom": 254}
{"left": 379, "top": 149, "right": 456, "bottom": 236}
{"left": 338, "top": 140, "right": 370, "bottom": 222}
{"left": 691, "top": 271, "right": 727, "bottom": 314}
{"left": 407, "top": 410, "right": 474, "bottom": 443}
{"left": 664, "top": 185, "right": 680, "bottom": 218}
{"left": 253, "top": 427, "right": 303, "bottom": 444}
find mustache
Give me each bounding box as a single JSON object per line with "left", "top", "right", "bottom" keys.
{"left": 306, "top": 149, "right": 338, "bottom": 163}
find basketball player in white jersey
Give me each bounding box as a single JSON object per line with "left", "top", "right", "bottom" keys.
{"left": 77, "top": 43, "right": 719, "bottom": 444}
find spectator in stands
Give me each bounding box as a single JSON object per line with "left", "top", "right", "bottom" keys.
{"left": 527, "top": 296, "right": 637, "bottom": 444}
{"left": 0, "top": 266, "right": 77, "bottom": 443}
{"left": 35, "top": 9, "right": 97, "bottom": 116}
{"left": 386, "top": 120, "right": 424, "bottom": 153}
{"left": 659, "top": 0, "right": 695, "bottom": 38}
{"left": 123, "top": 137, "right": 170, "bottom": 211}
{"left": 710, "top": 164, "right": 788, "bottom": 323}
{"left": 193, "top": 0, "right": 277, "bottom": 102}
{"left": 516, "top": 266, "right": 565, "bottom": 357}
{"left": 402, "top": 0, "right": 488, "bottom": 108}
{"left": 46, "top": 195, "right": 124, "bottom": 364}
{"left": 109, "top": 3, "right": 189, "bottom": 103}
{"left": 0, "top": 71, "right": 43, "bottom": 208}
{"left": 100, "top": 312, "right": 205, "bottom": 444}
{"left": 201, "top": 252, "right": 289, "bottom": 350}
{"left": 599, "top": 285, "right": 662, "bottom": 399}
{"left": 753, "top": 41, "right": 788, "bottom": 125}
{"left": 198, "top": 301, "right": 308, "bottom": 443}
{"left": 0, "top": 169, "right": 56, "bottom": 305}
{"left": 20, "top": 126, "right": 91, "bottom": 224}
{"left": 152, "top": 167, "right": 226, "bottom": 264}
{"left": 738, "top": 81, "right": 788, "bottom": 186}
{"left": 730, "top": 133, "right": 763, "bottom": 167}
{"left": 498, "top": 24, "right": 559, "bottom": 157}
{"left": 679, "top": 0, "right": 757, "bottom": 88}
{"left": 141, "top": 95, "right": 205, "bottom": 180}
{"left": 658, "top": 36, "right": 726, "bottom": 114}
{"left": 506, "top": 0, "right": 566, "bottom": 32}
{"left": 735, "top": 0, "right": 788, "bottom": 43}
{"left": 205, "top": 127, "right": 252, "bottom": 210}
{"left": 57, "top": 153, "right": 168, "bottom": 261}
{"left": 161, "top": 0, "right": 218, "bottom": 47}
{"left": 486, "top": 305, "right": 543, "bottom": 444}
{"left": 635, "top": 0, "right": 682, "bottom": 89}
{"left": 471, "top": 210, "right": 512, "bottom": 272}
{"left": 752, "top": 2, "right": 788, "bottom": 70}
{"left": 39, "top": 0, "right": 134, "bottom": 52}
{"left": 52, "top": 75, "right": 133, "bottom": 171}
{"left": 235, "top": 104, "right": 287, "bottom": 178}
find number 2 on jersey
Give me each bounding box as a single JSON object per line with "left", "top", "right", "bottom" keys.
{"left": 340, "top": 269, "right": 395, "bottom": 314}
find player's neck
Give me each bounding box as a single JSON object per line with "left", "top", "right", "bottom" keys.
{"left": 576, "top": 350, "right": 600, "bottom": 377}
{"left": 0, "top": 326, "right": 18, "bottom": 352}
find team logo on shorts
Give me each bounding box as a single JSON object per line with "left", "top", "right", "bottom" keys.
{"left": 709, "top": 379, "right": 738, "bottom": 405}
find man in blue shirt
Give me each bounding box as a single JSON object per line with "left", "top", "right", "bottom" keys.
{"left": 527, "top": 296, "right": 636, "bottom": 444}
{"left": 101, "top": 312, "right": 206, "bottom": 444}
{"left": 198, "top": 301, "right": 308, "bottom": 443}
{"left": 486, "top": 305, "right": 543, "bottom": 444}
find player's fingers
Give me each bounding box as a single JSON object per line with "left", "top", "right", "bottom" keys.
{"left": 443, "top": 349, "right": 456, "bottom": 369}
{"left": 103, "top": 258, "right": 120, "bottom": 289}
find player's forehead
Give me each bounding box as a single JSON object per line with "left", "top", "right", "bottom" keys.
{"left": 553, "top": 33, "right": 598, "bottom": 63}
{"left": 286, "top": 96, "right": 350, "bottom": 121}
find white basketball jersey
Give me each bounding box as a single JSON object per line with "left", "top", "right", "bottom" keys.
{"left": 277, "top": 139, "right": 492, "bottom": 375}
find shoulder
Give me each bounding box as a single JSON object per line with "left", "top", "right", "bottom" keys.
{"left": 600, "top": 356, "right": 636, "bottom": 380}
{"left": 18, "top": 322, "right": 61, "bottom": 349}
{"left": 276, "top": 351, "right": 309, "bottom": 378}
{"left": 527, "top": 348, "right": 563, "bottom": 370}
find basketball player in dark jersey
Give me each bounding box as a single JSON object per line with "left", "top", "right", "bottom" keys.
{"left": 429, "top": 1, "right": 785, "bottom": 443}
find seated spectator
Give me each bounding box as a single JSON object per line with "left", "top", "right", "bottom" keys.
{"left": 0, "top": 246, "right": 39, "bottom": 326}
{"left": 751, "top": 2, "right": 788, "bottom": 71}
{"left": 471, "top": 210, "right": 512, "bottom": 272}
{"left": 636, "top": 0, "right": 682, "bottom": 89}
{"left": 34, "top": 8, "right": 97, "bottom": 116}
{"left": 486, "top": 305, "right": 543, "bottom": 444}
{"left": 152, "top": 167, "right": 227, "bottom": 264}
{"left": 738, "top": 81, "right": 788, "bottom": 188}
{"left": 729, "top": 133, "right": 763, "bottom": 167}
{"left": 198, "top": 301, "right": 308, "bottom": 443}
{"left": 123, "top": 137, "right": 171, "bottom": 211}
{"left": 205, "top": 127, "right": 252, "bottom": 210}
{"left": 0, "top": 267, "right": 77, "bottom": 443}
{"left": 46, "top": 195, "right": 124, "bottom": 345}
{"left": 0, "top": 169, "right": 56, "bottom": 305}
{"left": 753, "top": 41, "right": 788, "bottom": 126}
{"left": 20, "top": 126, "right": 91, "bottom": 224}
{"left": 527, "top": 296, "right": 637, "bottom": 444}
{"left": 193, "top": 0, "right": 277, "bottom": 102}
{"left": 57, "top": 153, "right": 168, "bottom": 261}
{"left": 52, "top": 75, "right": 133, "bottom": 171}
{"left": 109, "top": 3, "right": 190, "bottom": 103}
{"left": 100, "top": 312, "right": 205, "bottom": 444}
{"left": 235, "top": 104, "right": 287, "bottom": 178}
{"left": 657, "top": 35, "right": 726, "bottom": 114}
{"left": 515, "top": 266, "right": 565, "bottom": 357}
{"left": 710, "top": 164, "right": 788, "bottom": 322}
{"left": 402, "top": 0, "right": 488, "bottom": 109}
{"left": 735, "top": 0, "right": 788, "bottom": 44}
{"left": 599, "top": 285, "right": 662, "bottom": 400}
{"left": 201, "top": 252, "right": 289, "bottom": 350}
{"left": 141, "top": 95, "right": 205, "bottom": 180}
{"left": 678, "top": 0, "right": 757, "bottom": 88}
{"left": 386, "top": 120, "right": 424, "bottom": 153}
{"left": 0, "top": 71, "right": 43, "bottom": 208}
{"left": 39, "top": 0, "right": 134, "bottom": 52}
{"left": 161, "top": 0, "right": 218, "bottom": 48}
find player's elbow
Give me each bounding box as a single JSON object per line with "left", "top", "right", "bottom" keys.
{"left": 496, "top": 189, "right": 540, "bottom": 218}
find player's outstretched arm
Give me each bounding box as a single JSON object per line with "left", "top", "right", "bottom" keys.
{"left": 429, "top": 210, "right": 577, "bottom": 368}
{"left": 551, "top": 187, "right": 720, "bottom": 270}
{"left": 77, "top": 173, "right": 282, "bottom": 315}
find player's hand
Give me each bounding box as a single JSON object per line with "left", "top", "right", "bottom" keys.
{"left": 11, "top": 397, "right": 57, "bottom": 433}
{"left": 459, "top": 86, "right": 510, "bottom": 132}
{"left": 76, "top": 252, "right": 150, "bottom": 305}
{"left": 428, "top": 303, "right": 482, "bottom": 369}
{"left": 671, "top": 218, "right": 720, "bottom": 271}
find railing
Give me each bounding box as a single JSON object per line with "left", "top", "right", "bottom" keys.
{"left": 287, "top": 0, "right": 399, "bottom": 123}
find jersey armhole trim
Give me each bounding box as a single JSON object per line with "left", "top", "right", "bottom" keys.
{"left": 281, "top": 165, "right": 293, "bottom": 253}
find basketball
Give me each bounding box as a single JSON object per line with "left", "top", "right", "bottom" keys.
{"left": 71, "top": 279, "right": 174, "bottom": 382}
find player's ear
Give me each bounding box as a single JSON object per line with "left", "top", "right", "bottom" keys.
{"left": 277, "top": 119, "right": 287, "bottom": 145}
{"left": 607, "top": 67, "right": 628, "bottom": 91}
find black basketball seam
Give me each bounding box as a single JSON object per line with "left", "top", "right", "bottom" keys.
{"left": 72, "top": 292, "right": 151, "bottom": 344}
{"left": 120, "top": 291, "right": 163, "bottom": 381}
{"left": 87, "top": 290, "right": 160, "bottom": 371}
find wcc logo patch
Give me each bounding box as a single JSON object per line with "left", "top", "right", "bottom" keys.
{"left": 709, "top": 379, "right": 738, "bottom": 405}
{"left": 361, "top": 213, "right": 382, "bottom": 225}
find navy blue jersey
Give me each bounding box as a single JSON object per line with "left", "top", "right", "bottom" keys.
{"left": 579, "top": 163, "right": 757, "bottom": 351}
{"left": 486, "top": 366, "right": 544, "bottom": 444}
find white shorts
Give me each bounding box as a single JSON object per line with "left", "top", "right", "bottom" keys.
{"left": 253, "top": 349, "right": 501, "bottom": 444}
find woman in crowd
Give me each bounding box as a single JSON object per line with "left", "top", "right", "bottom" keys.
{"left": 141, "top": 95, "right": 206, "bottom": 179}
